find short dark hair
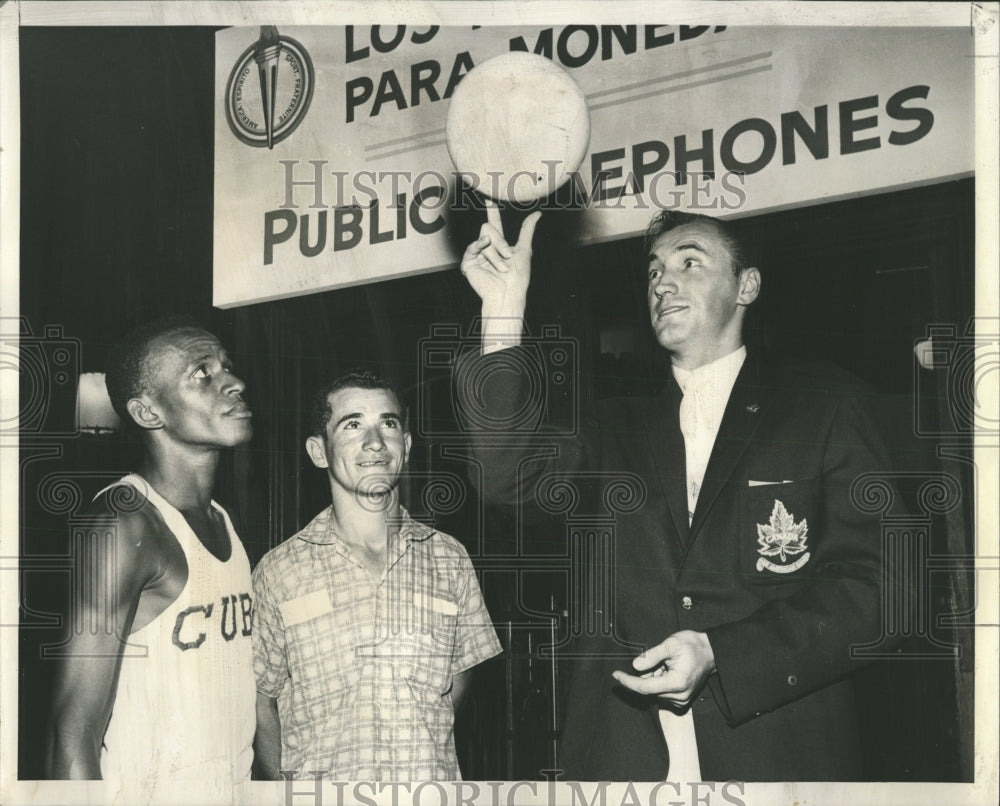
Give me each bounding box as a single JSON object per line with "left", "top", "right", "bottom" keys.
{"left": 308, "top": 369, "right": 407, "bottom": 437}
{"left": 643, "top": 210, "right": 752, "bottom": 277}
{"left": 105, "top": 315, "right": 208, "bottom": 422}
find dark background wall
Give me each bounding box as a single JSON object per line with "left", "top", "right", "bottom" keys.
{"left": 17, "top": 26, "right": 975, "bottom": 781}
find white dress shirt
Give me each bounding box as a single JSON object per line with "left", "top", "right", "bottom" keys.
{"left": 674, "top": 346, "right": 748, "bottom": 523}
{"left": 658, "top": 345, "right": 747, "bottom": 782}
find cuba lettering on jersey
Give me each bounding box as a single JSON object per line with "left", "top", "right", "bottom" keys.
{"left": 172, "top": 592, "right": 253, "bottom": 650}
{"left": 96, "top": 474, "right": 256, "bottom": 801}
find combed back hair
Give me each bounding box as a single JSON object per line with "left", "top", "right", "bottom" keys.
{"left": 643, "top": 210, "right": 752, "bottom": 277}
{"left": 308, "top": 369, "right": 407, "bottom": 437}
{"left": 105, "top": 315, "right": 208, "bottom": 422}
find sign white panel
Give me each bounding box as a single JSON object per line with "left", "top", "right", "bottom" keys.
{"left": 214, "top": 24, "right": 973, "bottom": 307}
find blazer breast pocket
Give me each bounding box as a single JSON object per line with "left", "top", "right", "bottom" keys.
{"left": 740, "top": 477, "right": 820, "bottom": 586}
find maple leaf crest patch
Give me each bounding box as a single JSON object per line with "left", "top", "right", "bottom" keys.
{"left": 756, "top": 500, "right": 810, "bottom": 574}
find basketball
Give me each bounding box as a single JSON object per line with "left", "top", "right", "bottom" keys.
{"left": 445, "top": 52, "right": 591, "bottom": 203}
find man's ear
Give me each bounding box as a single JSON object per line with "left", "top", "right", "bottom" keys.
{"left": 737, "top": 267, "right": 761, "bottom": 306}
{"left": 403, "top": 431, "right": 412, "bottom": 464}
{"left": 125, "top": 396, "right": 163, "bottom": 431}
{"left": 305, "top": 435, "right": 329, "bottom": 469}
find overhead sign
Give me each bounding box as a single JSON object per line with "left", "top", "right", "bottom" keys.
{"left": 213, "top": 24, "right": 974, "bottom": 308}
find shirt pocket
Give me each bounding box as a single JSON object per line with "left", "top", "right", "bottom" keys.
{"left": 280, "top": 589, "right": 356, "bottom": 700}
{"left": 426, "top": 594, "right": 460, "bottom": 650}
{"left": 389, "top": 592, "right": 459, "bottom": 697}
{"left": 740, "top": 477, "right": 820, "bottom": 589}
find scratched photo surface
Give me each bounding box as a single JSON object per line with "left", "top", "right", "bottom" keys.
{"left": 2, "top": 3, "right": 997, "bottom": 806}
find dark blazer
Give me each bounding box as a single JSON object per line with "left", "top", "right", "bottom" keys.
{"left": 465, "top": 349, "right": 894, "bottom": 781}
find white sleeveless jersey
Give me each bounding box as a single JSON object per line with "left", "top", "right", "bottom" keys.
{"left": 98, "top": 474, "right": 255, "bottom": 802}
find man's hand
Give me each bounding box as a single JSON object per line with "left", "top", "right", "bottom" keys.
{"left": 460, "top": 202, "right": 540, "bottom": 352}
{"left": 612, "top": 630, "right": 716, "bottom": 709}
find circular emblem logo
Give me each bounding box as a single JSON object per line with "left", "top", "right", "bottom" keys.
{"left": 225, "top": 28, "right": 314, "bottom": 149}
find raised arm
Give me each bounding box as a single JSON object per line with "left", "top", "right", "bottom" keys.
{"left": 456, "top": 202, "right": 597, "bottom": 508}
{"left": 45, "top": 508, "right": 154, "bottom": 778}
{"left": 459, "top": 202, "right": 540, "bottom": 354}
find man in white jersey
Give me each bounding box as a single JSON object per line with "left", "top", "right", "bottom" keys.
{"left": 456, "top": 207, "right": 894, "bottom": 780}
{"left": 45, "top": 316, "right": 256, "bottom": 799}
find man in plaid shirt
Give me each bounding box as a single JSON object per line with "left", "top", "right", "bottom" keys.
{"left": 251, "top": 370, "right": 502, "bottom": 780}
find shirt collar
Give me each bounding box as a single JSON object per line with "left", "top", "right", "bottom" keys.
{"left": 295, "top": 505, "right": 434, "bottom": 547}
{"left": 672, "top": 345, "right": 747, "bottom": 395}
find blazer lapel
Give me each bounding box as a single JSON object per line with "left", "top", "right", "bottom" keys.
{"left": 688, "top": 358, "right": 765, "bottom": 541}
{"left": 644, "top": 377, "right": 690, "bottom": 547}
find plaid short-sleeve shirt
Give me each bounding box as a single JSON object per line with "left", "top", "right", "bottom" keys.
{"left": 252, "top": 507, "right": 502, "bottom": 780}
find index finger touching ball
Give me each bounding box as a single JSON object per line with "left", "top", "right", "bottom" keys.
{"left": 445, "top": 52, "right": 591, "bottom": 203}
